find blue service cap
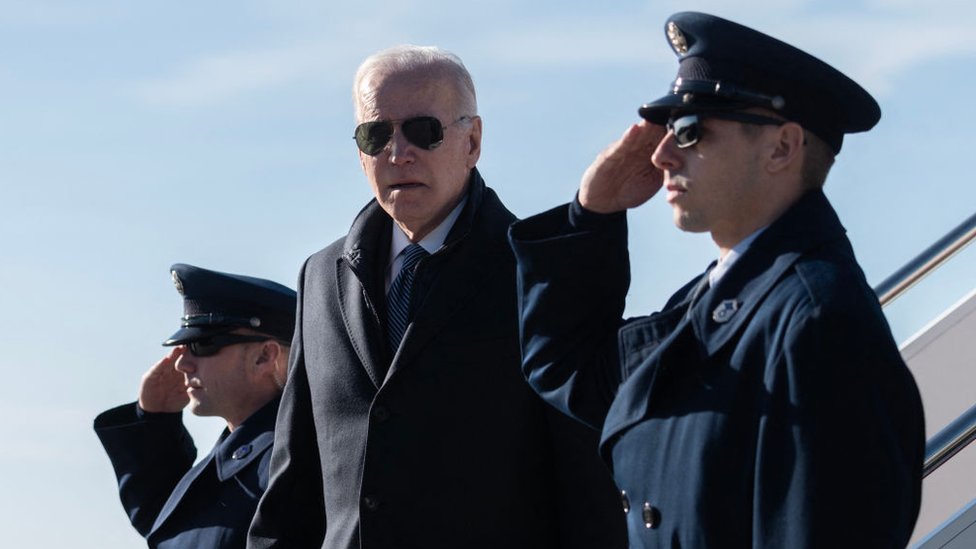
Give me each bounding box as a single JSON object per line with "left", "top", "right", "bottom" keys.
{"left": 638, "top": 12, "right": 880, "bottom": 154}
{"left": 163, "top": 263, "right": 297, "bottom": 346}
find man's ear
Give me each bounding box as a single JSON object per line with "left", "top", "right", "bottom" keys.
{"left": 254, "top": 340, "right": 281, "bottom": 370}
{"left": 766, "top": 121, "right": 805, "bottom": 174}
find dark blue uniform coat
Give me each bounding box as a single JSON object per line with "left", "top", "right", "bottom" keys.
{"left": 508, "top": 191, "right": 925, "bottom": 548}
{"left": 95, "top": 397, "right": 279, "bottom": 548}
{"left": 247, "top": 170, "right": 626, "bottom": 549}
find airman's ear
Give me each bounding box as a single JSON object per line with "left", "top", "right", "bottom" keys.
{"left": 766, "top": 121, "right": 805, "bottom": 175}
{"left": 254, "top": 340, "right": 281, "bottom": 367}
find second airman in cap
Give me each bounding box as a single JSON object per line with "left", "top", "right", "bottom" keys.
{"left": 95, "top": 264, "right": 297, "bottom": 549}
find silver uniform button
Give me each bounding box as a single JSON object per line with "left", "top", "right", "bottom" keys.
{"left": 621, "top": 490, "right": 630, "bottom": 514}
{"left": 363, "top": 496, "right": 380, "bottom": 511}
{"left": 642, "top": 502, "right": 660, "bottom": 529}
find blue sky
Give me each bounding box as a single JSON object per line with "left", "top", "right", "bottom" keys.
{"left": 1, "top": 1, "right": 975, "bottom": 546}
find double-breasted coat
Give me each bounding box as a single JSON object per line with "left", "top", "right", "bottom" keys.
{"left": 247, "top": 170, "right": 626, "bottom": 549}
{"left": 508, "top": 190, "right": 925, "bottom": 548}
{"left": 94, "top": 397, "right": 279, "bottom": 548}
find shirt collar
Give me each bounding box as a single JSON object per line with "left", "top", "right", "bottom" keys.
{"left": 386, "top": 195, "right": 468, "bottom": 291}
{"left": 389, "top": 195, "right": 468, "bottom": 261}
{"left": 709, "top": 226, "right": 766, "bottom": 287}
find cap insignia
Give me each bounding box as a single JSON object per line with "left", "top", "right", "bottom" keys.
{"left": 171, "top": 270, "right": 184, "bottom": 296}
{"left": 667, "top": 21, "right": 689, "bottom": 54}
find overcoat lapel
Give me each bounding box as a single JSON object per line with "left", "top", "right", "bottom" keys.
{"left": 150, "top": 439, "right": 219, "bottom": 536}
{"left": 690, "top": 190, "right": 846, "bottom": 358}
{"left": 599, "top": 286, "right": 701, "bottom": 453}
{"left": 336, "top": 202, "right": 392, "bottom": 389}
{"left": 387, "top": 171, "right": 512, "bottom": 380}
{"left": 599, "top": 190, "right": 847, "bottom": 453}
{"left": 389, "top": 238, "right": 508, "bottom": 377}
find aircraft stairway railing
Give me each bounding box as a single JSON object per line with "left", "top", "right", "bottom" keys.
{"left": 873, "top": 211, "right": 976, "bottom": 548}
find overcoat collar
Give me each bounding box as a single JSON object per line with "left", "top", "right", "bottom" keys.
{"left": 600, "top": 190, "right": 847, "bottom": 451}
{"left": 214, "top": 396, "right": 279, "bottom": 481}
{"left": 337, "top": 198, "right": 392, "bottom": 388}
{"left": 337, "top": 168, "right": 515, "bottom": 388}
{"left": 689, "top": 190, "right": 847, "bottom": 354}
{"left": 150, "top": 397, "right": 280, "bottom": 537}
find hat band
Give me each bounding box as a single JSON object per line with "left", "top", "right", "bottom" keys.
{"left": 672, "top": 78, "right": 786, "bottom": 112}
{"left": 182, "top": 313, "right": 262, "bottom": 329}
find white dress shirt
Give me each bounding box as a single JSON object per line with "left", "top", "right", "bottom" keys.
{"left": 385, "top": 196, "right": 468, "bottom": 293}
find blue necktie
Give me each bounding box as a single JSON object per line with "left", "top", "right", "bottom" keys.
{"left": 387, "top": 244, "right": 429, "bottom": 352}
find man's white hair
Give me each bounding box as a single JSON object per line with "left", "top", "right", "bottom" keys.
{"left": 352, "top": 44, "right": 477, "bottom": 122}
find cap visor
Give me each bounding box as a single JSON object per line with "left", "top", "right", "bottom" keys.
{"left": 639, "top": 93, "right": 757, "bottom": 123}
{"left": 163, "top": 325, "right": 235, "bottom": 346}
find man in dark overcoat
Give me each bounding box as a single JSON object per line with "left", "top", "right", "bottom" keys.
{"left": 95, "top": 263, "right": 295, "bottom": 548}
{"left": 508, "top": 12, "right": 925, "bottom": 549}
{"left": 247, "top": 45, "right": 626, "bottom": 549}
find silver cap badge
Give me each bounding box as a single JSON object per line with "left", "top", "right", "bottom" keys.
{"left": 667, "top": 21, "right": 689, "bottom": 54}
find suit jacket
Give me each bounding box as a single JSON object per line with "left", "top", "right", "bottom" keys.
{"left": 95, "top": 397, "right": 279, "bottom": 548}
{"left": 248, "top": 169, "right": 626, "bottom": 549}
{"left": 508, "top": 190, "right": 925, "bottom": 548}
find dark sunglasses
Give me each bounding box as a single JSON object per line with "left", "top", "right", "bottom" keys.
{"left": 354, "top": 116, "right": 470, "bottom": 156}
{"left": 185, "top": 334, "right": 271, "bottom": 358}
{"left": 667, "top": 112, "right": 786, "bottom": 149}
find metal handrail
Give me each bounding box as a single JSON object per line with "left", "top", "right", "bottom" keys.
{"left": 924, "top": 402, "right": 976, "bottom": 478}
{"left": 871, "top": 211, "right": 976, "bottom": 478}
{"left": 874, "top": 212, "right": 976, "bottom": 306}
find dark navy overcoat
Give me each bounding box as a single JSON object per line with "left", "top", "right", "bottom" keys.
{"left": 248, "top": 170, "right": 626, "bottom": 549}
{"left": 508, "top": 191, "right": 925, "bottom": 548}
{"left": 95, "top": 397, "right": 278, "bottom": 548}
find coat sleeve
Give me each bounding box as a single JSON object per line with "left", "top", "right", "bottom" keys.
{"left": 93, "top": 403, "right": 196, "bottom": 537}
{"left": 752, "top": 291, "right": 925, "bottom": 547}
{"left": 247, "top": 260, "right": 326, "bottom": 548}
{"left": 542, "top": 405, "right": 629, "bottom": 548}
{"left": 507, "top": 200, "right": 630, "bottom": 431}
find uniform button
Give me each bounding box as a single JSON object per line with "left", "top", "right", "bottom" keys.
{"left": 642, "top": 502, "right": 660, "bottom": 529}
{"left": 621, "top": 490, "right": 630, "bottom": 514}
{"left": 372, "top": 405, "right": 390, "bottom": 422}
{"left": 362, "top": 496, "right": 380, "bottom": 511}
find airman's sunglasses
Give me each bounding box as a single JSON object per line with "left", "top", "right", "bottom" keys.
{"left": 186, "top": 334, "right": 271, "bottom": 357}
{"left": 667, "top": 112, "right": 786, "bottom": 149}
{"left": 354, "top": 116, "right": 470, "bottom": 156}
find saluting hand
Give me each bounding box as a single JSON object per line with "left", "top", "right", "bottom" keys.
{"left": 579, "top": 120, "right": 665, "bottom": 214}
{"left": 138, "top": 346, "right": 189, "bottom": 413}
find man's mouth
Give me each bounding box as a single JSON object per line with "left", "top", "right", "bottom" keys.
{"left": 666, "top": 182, "right": 688, "bottom": 203}
{"left": 389, "top": 182, "right": 425, "bottom": 191}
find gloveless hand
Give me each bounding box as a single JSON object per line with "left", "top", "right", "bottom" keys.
{"left": 579, "top": 120, "right": 666, "bottom": 214}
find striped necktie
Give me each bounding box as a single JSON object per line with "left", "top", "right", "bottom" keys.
{"left": 387, "top": 243, "right": 429, "bottom": 352}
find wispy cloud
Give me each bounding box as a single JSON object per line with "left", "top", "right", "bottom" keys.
{"left": 129, "top": 2, "right": 976, "bottom": 108}
{"left": 134, "top": 40, "right": 340, "bottom": 107}
{"left": 474, "top": 4, "right": 976, "bottom": 95}
{"left": 0, "top": 1, "right": 109, "bottom": 27}
{"left": 772, "top": 11, "right": 976, "bottom": 95}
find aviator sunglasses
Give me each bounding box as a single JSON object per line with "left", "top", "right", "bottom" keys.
{"left": 667, "top": 111, "right": 786, "bottom": 149}
{"left": 354, "top": 116, "right": 470, "bottom": 156}
{"left": 185, "top": 334, "right": 272, "bottom": 358}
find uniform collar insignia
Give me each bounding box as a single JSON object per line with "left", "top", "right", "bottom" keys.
{"left": 712, "top": 299, "right": 740, "bottom": 323}
{"left": 231, "top": 444, "right": 253, "bottom": 460}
